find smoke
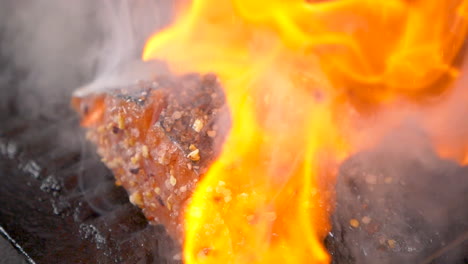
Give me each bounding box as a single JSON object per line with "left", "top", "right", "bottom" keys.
{"left": 328, "top": 52, "right": 468, "bottom": 263}
{"left": 0, "top": 0, "right": 173, "bottom": 118}
{"left": 329, "top": 126, "right": 468, "bottom": 264}
{"left": 0, "top": 1, "right": 181, "bottom": 262}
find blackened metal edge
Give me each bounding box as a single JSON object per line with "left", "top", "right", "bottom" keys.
{"left": 0, "top": 226, "right": 36, "bottom": 264}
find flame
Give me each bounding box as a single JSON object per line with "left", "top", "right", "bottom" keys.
{"left": 143, "top": 0, "right": 468, "bottom": 263}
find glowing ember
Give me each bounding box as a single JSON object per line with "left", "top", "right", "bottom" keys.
{"left": 143, "top": 0, "right": 468, "bottom": 263}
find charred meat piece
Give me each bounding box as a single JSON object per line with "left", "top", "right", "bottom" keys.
{"left": 72, "top": 72, "right": 229, "bottom": 241}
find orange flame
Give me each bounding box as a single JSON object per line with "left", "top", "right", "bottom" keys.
{"left": 143, "top": 0, "right": 468, "bottom": 263}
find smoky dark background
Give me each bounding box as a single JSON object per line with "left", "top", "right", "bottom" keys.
{"left": 0, "top": 0, "right": 467, "bottom": 263}
{"left": 0, "top": 0, "right": 182, "bottom": 263}
{"left": 0, "top": 0, "right": 174, "bottom": 118}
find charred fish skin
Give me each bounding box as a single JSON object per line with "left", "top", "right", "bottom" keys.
{"left": 72, "top": 72, "right": 229, "bottom": 241}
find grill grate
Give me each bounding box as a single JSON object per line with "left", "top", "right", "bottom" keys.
{"left": 0, "top": 109, "right": 180, "bottom": 263}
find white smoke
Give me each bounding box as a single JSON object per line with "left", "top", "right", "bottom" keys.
{"left": 0, "top": 0, "right": 173, "bottom": 117}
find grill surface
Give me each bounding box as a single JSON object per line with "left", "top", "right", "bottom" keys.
{"left": 3, "top": 108, "right": 468, "bottom": 264}
{"left": 0, "top": 108, "right": 180, "bottom": 263}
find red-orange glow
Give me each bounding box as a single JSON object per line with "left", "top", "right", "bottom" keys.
{"left": 143, "top": 0, "right": 468, "bottom": 263}
{"left": 72, "top": 96, "right": 105, "bottom": 127}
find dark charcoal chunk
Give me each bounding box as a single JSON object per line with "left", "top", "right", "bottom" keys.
{"left": 328, "top": 132, "right": 468, "bottom": 264}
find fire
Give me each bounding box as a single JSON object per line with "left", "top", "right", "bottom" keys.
{"left": 143, "top": 0, "right": 468, "bottom": 263}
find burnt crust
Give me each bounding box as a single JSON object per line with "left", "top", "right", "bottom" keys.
{"left": 72, "top": 72, "right": 230, "bottom": 241}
